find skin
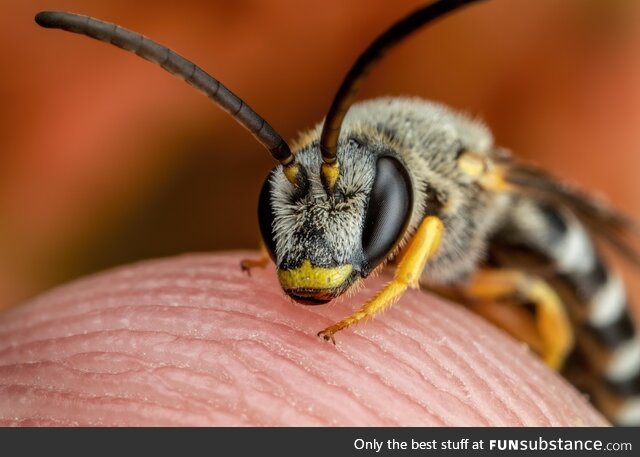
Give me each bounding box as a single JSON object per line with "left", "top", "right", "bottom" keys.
{"left": 0, "top": 253, "right": 607, "bottom": 426}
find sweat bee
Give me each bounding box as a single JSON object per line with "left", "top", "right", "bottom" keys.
{"left": 35, "top": 0, "right": 640, "bottom": 425}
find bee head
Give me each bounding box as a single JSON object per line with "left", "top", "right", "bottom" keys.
{"left": 37, "top": 3, "right": 481, "bottom": 307}
{"left": 258, "top": 137, "right": 413, "bottom": 305}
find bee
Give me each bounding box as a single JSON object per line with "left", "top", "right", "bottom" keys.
{"left": 35, "top": 0, "right": 640, "bottom": 425}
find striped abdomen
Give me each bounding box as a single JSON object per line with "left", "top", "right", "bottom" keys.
{"left": 490, "top": 196, "right": 640, "bottom": 425}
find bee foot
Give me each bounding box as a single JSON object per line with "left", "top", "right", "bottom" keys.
{"left": 317, "top": 329, "right": 337, "bottom": 345}
{"left": 240, "top": 258, "right": 268, "bottom": 276}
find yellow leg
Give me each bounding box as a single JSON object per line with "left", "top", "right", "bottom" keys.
{"left": 462, "top": 269, "right": 574, "bottom": 369}
{"left": 318, "top": 216, "right": 444, "bottom": 343}
{"left": 240, "top": 242, "right": 270, "bottom": 275}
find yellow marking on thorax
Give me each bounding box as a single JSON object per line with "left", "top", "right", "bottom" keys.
{"left": 479, "top": 165, "right": 515, "bottom": 192}
{"left": 278, "top": 260, "right": 353, "bottom": 290}
{"left": 457, "top": 151, "right": 515, "bottom": 192}
{"left": 458, "top": 151, "right": 486, "bottom": 177}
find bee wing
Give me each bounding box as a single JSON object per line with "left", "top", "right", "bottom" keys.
{"left": 501, "top": 159, "right": 640, "bottom": 267}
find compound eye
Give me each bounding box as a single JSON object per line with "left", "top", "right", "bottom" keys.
{"left": 257, "top": 175, "right": 277, "bottom": 262}
{"left": 362, "top": 156, "right": 413, "bottom": 272}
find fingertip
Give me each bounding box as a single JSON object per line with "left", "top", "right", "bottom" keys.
{"left": 0, "top": 252, "right": 608, "bottom": 426}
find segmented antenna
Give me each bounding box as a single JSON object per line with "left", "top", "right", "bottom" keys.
{"left": 319, "top": 0, "right": 486, "bottom": 191}
{"left": 35, "top": 11, "right": 300, "bottom": 184}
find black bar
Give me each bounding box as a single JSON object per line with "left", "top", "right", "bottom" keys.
{"left": 0, "top": 427, "right": 637, "bottom": 457}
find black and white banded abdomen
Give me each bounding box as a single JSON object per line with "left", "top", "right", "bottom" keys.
{"left": 489, "top": 196, "right": 640, "bottom": 425}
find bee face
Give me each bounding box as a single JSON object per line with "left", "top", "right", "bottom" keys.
{"left": 258, "top": 136, "right": 413, "bottom": 304}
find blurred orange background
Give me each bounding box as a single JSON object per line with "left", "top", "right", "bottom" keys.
{"left": 1, "top": 0, "right": 639, "bottom": 311}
